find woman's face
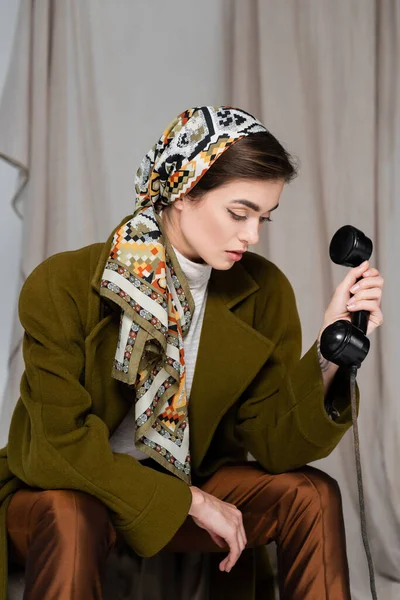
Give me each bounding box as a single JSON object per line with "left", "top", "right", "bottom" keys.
{"left": 161, "top": 178, "right": 285, "bottom": 269}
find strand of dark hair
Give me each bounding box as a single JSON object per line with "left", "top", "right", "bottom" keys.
{"left": 189, "top": 132, "right": 298, "bottom": 200}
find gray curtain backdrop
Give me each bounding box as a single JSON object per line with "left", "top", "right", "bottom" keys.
{"left": 0, "top": 1, "right": 399, "bottom": 599}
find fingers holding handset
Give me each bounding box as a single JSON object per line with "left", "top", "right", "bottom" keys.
{"left": 188, "top": 486, "right": 247, "bottom": 572}
{"left": 321, "top": 260, "right": 384, "bottom": 337}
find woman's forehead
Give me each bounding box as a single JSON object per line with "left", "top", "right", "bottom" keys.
{"left": 205, "top": 179, "right": 284, "bottom": 208}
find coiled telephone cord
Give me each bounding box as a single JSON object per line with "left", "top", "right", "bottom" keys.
{"left": 350, "top": 366, "right": 378, "bottom": 600}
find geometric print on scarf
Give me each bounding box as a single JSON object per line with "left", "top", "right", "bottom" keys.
{"left": 100, "top": 106, "right": 268, "bottom": 483}
{"left": 100, "top": 205, "right": 193, "bottom": 480}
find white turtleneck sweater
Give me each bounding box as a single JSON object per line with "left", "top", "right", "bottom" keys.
{"left": 109, "top": 246, "right": 212, "bottom": 461}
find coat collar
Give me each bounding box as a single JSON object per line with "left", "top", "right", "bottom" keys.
{"left": 91, "top": 215, "right": 275, "bottom": 470}
{"left": 90, "top": 216, "right": 128, "bottom": 295}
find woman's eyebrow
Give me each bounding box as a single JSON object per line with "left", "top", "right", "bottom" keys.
{"left": 230, "top": 199, "right": 280, "bottom": 212}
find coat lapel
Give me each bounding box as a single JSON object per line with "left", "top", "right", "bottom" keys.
{"left": 188, "top": 264, "right": 274, "bottom": 470}
{"left": 90, "top": 222, "right": 276, "bottom": 470}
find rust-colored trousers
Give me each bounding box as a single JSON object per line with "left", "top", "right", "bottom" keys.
{"left": 6, "top": 462, "right": 351, "bottom": 599}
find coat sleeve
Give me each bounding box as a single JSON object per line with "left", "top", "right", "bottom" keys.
{"left": 235, "top": 261, "right": 360, "bottom": 474}
{"left": 6, "top": 255, "right": 192, "bottom": 557}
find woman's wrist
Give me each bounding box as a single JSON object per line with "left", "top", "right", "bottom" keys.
{"left": 317, "top": 329, "right": 339, "bottom": 375}
{"left": 316, "top": 329, "right": 339, "bottom": 368}
{"left": 317, "top": 328, "right": 340, "bottom": 396}
{"left": 188, "top": 486, "right": 204, "bottom": 516}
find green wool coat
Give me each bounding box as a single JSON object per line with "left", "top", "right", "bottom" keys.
{"left": 0, "top": 216, "right": 358, "bottom": 599}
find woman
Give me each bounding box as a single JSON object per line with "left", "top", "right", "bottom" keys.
{"left": 0, "top": 106, "right": 384, "bottom": 599}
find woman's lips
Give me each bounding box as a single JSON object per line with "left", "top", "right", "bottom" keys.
{"left": 226, "top": 251, "right": 244, "bottom": 261}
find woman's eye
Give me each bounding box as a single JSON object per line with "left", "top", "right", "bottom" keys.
{"left": 228, "top": 210, "right": 273, "bottom": 223}
{"left": 228, "top": 210, "right": 246, "bottom": 221}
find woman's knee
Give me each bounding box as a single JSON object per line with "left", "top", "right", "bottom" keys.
{"left": 7, "top": 489, "right": 116, "bottom": 567}
{"left": 31, "top": 489, "right": 115, "bottom": 546}
{"left": 298, "top": 466, "right": 343, "bottom": 509}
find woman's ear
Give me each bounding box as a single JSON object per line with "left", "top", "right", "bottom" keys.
{"left": 173, "top": 197, "right": 186, "bottom": 212}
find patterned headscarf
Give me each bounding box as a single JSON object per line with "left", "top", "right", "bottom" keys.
{"left": 100, "top": 106, "right": 267, "bottom": 483}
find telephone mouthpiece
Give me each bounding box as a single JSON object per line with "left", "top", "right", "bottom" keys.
{"left": 320, "top": 320, "right": 370, "bottom": 368}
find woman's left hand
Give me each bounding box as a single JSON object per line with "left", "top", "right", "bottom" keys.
{"left": 320, "top": 260, "right": 384, "bottom": 338}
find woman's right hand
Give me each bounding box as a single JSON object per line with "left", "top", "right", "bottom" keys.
{"left": 188, "top": 486, "right": 247, "bottom": 572}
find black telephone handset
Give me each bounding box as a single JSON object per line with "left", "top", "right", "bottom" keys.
{"left": 320, "top": 225, "right": 378, "bottom": 600}
{"left": 320, "top": 225, "right": 373, "bottom": 369}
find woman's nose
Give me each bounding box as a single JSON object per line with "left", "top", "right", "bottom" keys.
{"left": 241, "top": 223, "right": 260, "bottom": 247}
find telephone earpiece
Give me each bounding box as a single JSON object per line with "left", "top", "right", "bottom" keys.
{"left": 319, "top": 225, "right": 373, "bottom": 369}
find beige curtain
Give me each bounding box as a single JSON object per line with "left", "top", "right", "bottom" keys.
{"left": 1, "top": 1, "right": 399, "bottom": 598}
{"left": 229, "top": 2, "right": 400, "bottom": 598}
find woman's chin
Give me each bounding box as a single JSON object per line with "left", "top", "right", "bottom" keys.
{"left": 209, "top": 258, "right": 236, "bottom": 270}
